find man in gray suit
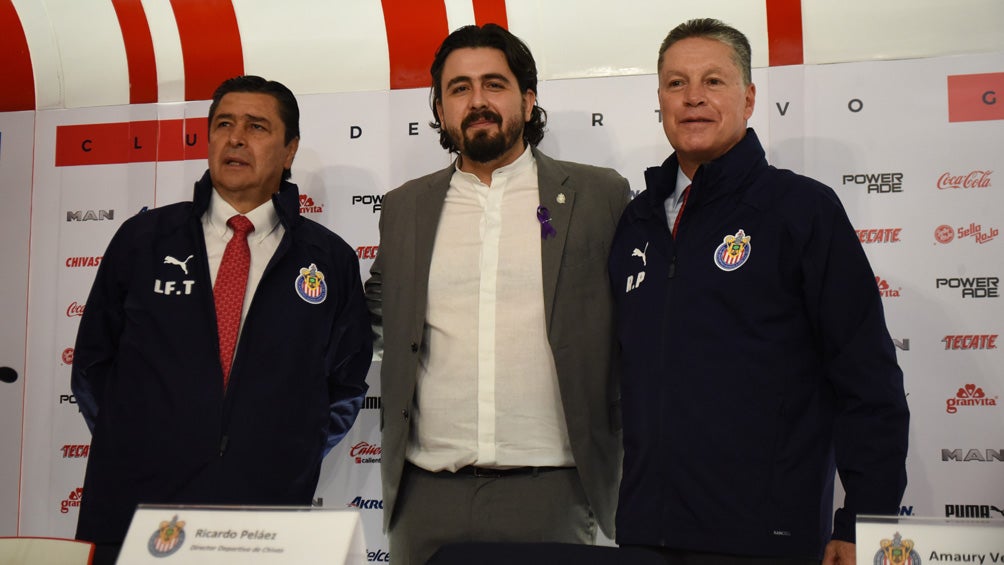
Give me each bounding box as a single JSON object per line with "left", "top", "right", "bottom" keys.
{"left": 364, "top": 24, "right": 628, "bottom": 565}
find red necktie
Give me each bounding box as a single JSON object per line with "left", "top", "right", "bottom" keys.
{"left": 214, "top": 215, "right": 254, "bottom": 389}
{"left": 672, "top": 184, "right": 691, "bottom": 238}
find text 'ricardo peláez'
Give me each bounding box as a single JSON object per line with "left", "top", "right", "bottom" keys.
{"left": 194, "top": 528, "right": 278, "bottom": 540}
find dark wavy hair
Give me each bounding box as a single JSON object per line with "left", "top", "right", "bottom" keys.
{"left": 658, "top": 18, "right": 752, "bottom": 86}
{"left": 429, "top": 24, "right": 547, "bottom": 152}
{"left": 208, "top": 75, "right": 300, "bottom": 180}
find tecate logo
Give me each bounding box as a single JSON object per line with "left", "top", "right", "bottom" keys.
{"left": 61, "top": 444, "right": 90, "bottom": 458}
{"left": 937, "top": 170, "right": 992, "bottom": 189}
{"left": 356, "top": 246, "right": 379, "bottom": 260}
{"left": 857, "top": 228, "right": 901, "bottom": 243}
{"left": 942, "top": 334, "right": 997, "bottom": 350}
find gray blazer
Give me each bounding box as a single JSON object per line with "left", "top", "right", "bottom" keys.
{"left": 365, "top": 147, "right": 628, "bottom": 537}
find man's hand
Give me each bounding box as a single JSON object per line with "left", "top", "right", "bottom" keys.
{"left": 822, "top": 540, "right": 855, "bottom": 565}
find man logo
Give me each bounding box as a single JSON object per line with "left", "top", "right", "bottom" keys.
{"left": 66, "top": 209, "right": 114, "bottom": 221}
{"left": 942, "top": 448, "right": 1004, "bottom": 462}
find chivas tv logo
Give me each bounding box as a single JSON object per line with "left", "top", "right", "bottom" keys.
{"left": 65, "top": 256, "right": 102, "bottom": 267}
{"left": 946, "top": 383, "right": 998, "bottom": 414}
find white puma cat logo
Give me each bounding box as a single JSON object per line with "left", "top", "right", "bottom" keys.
{"left": 164, "top": 255, "right": 194, "bottom": 275}
{"left": 631, "top": 243, "right": 649, "bottom": 267}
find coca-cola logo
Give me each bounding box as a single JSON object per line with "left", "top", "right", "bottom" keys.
{"left": 938, "top": 170, "right": 992, "bottom": 190}
{"left": 62, "top": 348, "right": 74, "bottom": 365}
{"left": 66, "top": 302, "right": 85, "bottom": 317}
{"left": 349, "top": 441, "right": 381, "bottom": 464}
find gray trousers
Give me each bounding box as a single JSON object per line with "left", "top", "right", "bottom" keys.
{"left": 388, "top": 464, "right": 596, "bottom": 565}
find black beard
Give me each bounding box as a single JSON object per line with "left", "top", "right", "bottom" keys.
{"left": 449, "top": 110, "right": 524, "bottom": 164}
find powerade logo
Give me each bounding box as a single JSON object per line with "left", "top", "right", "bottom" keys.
{"left": 352, "top": 194, "right": 383, "bottom": 213}
{"left": 841, "top": 172, "right": 903, "bottom": 194}
{"left": 935, "top": 276, "right": 999, "bottom": 298}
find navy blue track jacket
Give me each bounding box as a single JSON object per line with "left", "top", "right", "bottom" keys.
{"left": 71, "top": 171, "right": 371, "bottom": 544}
{"left": 609, "top": 130, "right": 909, "bottom": 559}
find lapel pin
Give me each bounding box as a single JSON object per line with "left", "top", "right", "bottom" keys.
{"left": 556, "top": 193, "right": 566, "bottom": 204}
{"left": 536, "top": 206, "right": 557, "bottom": 240}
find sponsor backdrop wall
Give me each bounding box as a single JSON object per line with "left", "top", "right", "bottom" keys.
{"left": 2, "top": 0, "right": 1003, "bottom": 560}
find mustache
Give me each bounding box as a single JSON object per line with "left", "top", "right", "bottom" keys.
{"left": 461, "top": 110, "right": 502, "bottom": 129}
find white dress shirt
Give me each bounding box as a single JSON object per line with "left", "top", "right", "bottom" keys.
{"left": 408, "top": 146, "right": 575, "bottom": 472}
{"left": 202, "top": 189, "right": 284, "bottom": 335}
{"left": 664, "top": 167, "right": 693, "bottom": 229}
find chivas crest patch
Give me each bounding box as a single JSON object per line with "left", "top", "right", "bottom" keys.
{"left": 148, "top": 514, "right": 186, "bottom": 557}
{"left": 295, "top": 263, "right": 327, "bottom": 304}
{"left": 714, "top": 229, "right": 751, "bottom": 271}
{"left": 874, "top": 531, "right": 920, "bottom": 565}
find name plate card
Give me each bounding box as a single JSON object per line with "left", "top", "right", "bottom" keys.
{"left": 857, "top": 515, "right": 1004, "bottom": 564}
{"left": 117, "top": 505, "right": 365, "bottom": 564}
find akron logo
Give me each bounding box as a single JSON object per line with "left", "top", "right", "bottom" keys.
{"left": 295, "top": 263, "right": 327, "bottom": 304}
{"left": 148, "top": 515, "right": 186, "bottom": 557}
{"left": 714, "top": 229, "right": 751, "bottom": 272}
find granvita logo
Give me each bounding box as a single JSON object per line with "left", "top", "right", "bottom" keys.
{"left": 946, "top": 384, "right": 998, "bottom": 414}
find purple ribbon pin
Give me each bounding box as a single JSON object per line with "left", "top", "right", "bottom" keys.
{"left": 537, "top": 206, "right": 557, "bottom": 240}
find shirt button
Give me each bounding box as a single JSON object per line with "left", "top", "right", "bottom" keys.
{"left": 401, "top": 409, "right": 410, "bottom": 420}
{"left": 410, "top": 342, "right": 418, "bottom": 353}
